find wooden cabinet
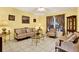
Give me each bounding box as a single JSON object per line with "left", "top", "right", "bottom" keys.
{"left": 0, "top": 37, "right": 2, "bottom": 52}
{"left": 67, "top": 15, "right": 77, "bottom": 34}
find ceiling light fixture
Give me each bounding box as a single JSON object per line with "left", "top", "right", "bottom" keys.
{"left": 37, "top": 7, "right": 46, "bottom": 12}
{"left": 34, "top": 7, "right": 47, "bottom": 16}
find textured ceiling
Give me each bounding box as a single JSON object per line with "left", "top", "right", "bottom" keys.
{"left": 15, "top": 7, "right": 76, "bottom": 15}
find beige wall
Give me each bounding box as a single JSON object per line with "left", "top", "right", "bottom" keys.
{"left": 0, "top": 7, "right": 78, "bottom": 41}
{"left": 39, "top": 8, "right": 77, "bottom": 33}
{"left": 0, "top": 8, "right": 40, "bottom": 40}
{"left": 77, "top": 8, "right": 79, "bottom": 32}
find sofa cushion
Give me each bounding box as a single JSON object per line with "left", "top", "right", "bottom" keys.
{"left": 26, "top": 32, "right": 35, "bottom": 37}
{"left": 26, "top": 28, "right": 32, "bottom": 32}
{"left": 18, "top": 33, "right": 26, "bottom": 37}
{"left": 50, "top": 28, "right": 56, "bottom": 32}
{"left": 74, "top": 32, "right": 79, "bottom": 37}
{"left": 16, "top": 33, "right": 27, "bottom": 39}
{"left": 56, "top": 31, "right": 63, "bottom": 37}
{"left": 67, "top": 33, "right": 73, "bottom": 39}
{"left": 67, "top": 34, "right": 77, "bottom": 42}
{"left": 25, "top": 27, "right": 28, "bottom": 32}
{"left": 47, "top": 32, "right": 56, "bottom": 36}
{"left": 15, "top": 29, "right": 22, "bottom": 34}
{"left": 21, "top": 28, "right": 26, "bottom": 33}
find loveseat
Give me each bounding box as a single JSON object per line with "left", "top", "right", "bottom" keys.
{"left": 14, "top": 27, "right": 36, "bottom": 40}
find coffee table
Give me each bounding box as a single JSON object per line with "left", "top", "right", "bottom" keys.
{"left": 32, "top": 33, "right": 45, "bottom": 46}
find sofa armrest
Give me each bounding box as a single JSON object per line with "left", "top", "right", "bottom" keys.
{"left": 14, "top": 30, "right": 19, "bottom": 39}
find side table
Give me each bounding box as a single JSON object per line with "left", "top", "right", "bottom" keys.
{"left": 2, "top": 30, "right": 10, "bottom": 42}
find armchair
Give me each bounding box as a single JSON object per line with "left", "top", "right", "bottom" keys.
{"left": 47, "top": 28, "right": 56, "bottom": 38}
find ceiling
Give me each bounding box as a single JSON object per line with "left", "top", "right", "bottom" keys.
{"left": 16, "top": 7, "right": 76, "bottom": 15}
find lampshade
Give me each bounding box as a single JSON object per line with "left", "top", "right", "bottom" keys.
{"left": 35, "top": 24, "right": 42, "bottom": 30}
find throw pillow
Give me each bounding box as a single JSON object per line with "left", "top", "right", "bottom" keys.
{"left": 26, "top": 28, "right": 31, "bottom": 32}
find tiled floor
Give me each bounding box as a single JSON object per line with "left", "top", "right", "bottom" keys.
{"left": 3, "top": 37, "right": 58, "bottom": 52}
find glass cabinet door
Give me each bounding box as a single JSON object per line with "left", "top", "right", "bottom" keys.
{"left": 67, "top": 16, "right": 77, "bottom": 34}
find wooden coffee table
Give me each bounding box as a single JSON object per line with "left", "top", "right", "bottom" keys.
{"left": 57, "top": 36, "right": 67, "bottom": 46}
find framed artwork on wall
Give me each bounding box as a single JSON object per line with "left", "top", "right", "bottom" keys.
{"left": 22, "top": 16, "right": 30, "bottom": 24}
{"left": 8, "top": 15, "right": 15, "bottom": 21}
{"left": 33, "top": 19, "right": 36, "bottom": 22}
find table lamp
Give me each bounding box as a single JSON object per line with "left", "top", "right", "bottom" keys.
{"left": 0, "top": 20, "right": 8, "bottom": 34}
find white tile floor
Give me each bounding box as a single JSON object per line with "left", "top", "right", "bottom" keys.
{"left": 3, "top": 37, "right": 58, "bottom": 52}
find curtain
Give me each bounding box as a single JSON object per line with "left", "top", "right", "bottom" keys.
{"left": 46, "top": 16, "right": 54, "bottom": 32}
{"left": 55, "top": 14, "right": 65, "bottom": 32}
{"left": 46, "top": 14, "right": 65, "bottom": 32}
{"left": 55, "top": 14, "right": 65, "bottom": 27}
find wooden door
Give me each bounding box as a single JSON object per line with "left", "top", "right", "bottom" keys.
{"left": 67, "top": 15, "right": 77, "bottom": 34}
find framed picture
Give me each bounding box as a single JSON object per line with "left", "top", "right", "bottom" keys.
{"left": 33, "top": 19, "right": 36, "bottom": 22}
{"left": 8, "top": 15, "right": 15, "bottom": 21}
{"left": 22, "top": 16, "right": 30, "bottom": 24}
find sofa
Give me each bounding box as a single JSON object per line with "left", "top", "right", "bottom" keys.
{"left": 55, "top": 32, "right": 79, "bottom": 52}
{"left": 57, "top": 32, "right": 79, "bottom": 43}
{"left": 14, "top": 27, "right": 36, "bottom": 40}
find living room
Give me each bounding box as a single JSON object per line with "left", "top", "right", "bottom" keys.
{"left": 0, "top": 7, "right": 79, "bottom": 52}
